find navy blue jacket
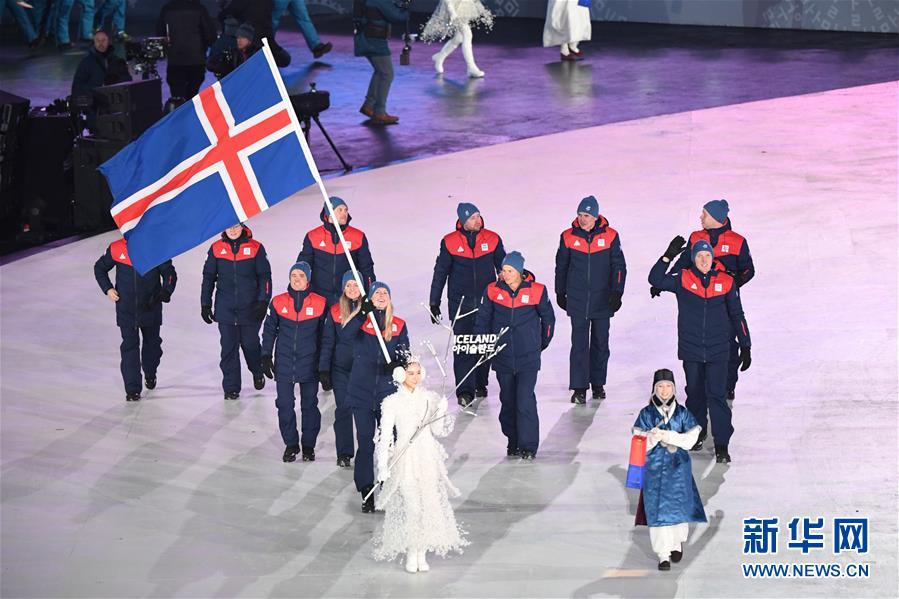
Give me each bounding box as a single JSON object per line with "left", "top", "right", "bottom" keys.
{"left": 554, "top": 216, "right": 627, "bottom": 318}
{"left": 475, "top": 280, "right": 556, "bottom": 374}
{"left": 347, "top": 310, "right": 409, "bottom": 410}
{"left": 201, "top": 228, "right": 272, "bottom": 325}
{"left": 648, "top": 258, "right": 751, "bottom": 363}
{"left": 671, "top": 218, "right": 754, "bottom": 287}
{"left": 430, "top": 219, "right": 505, "bottom": 315}
{"left": 319, "top": 302, "right": 358, "bottom": 373}
{"left": 261, "top": 287, "right": 327, "bottom": 383}
{"left": 94, "top": 238, "right": 177, "bottom": 328}
{"left": 297, "top": 209, "right": 376, "bottom": 304}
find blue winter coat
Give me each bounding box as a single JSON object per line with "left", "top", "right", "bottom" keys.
{"left": 94, "top": 238, "right": 177, "bottom": 328}
{"left": 347, "top": 310, "right": 409, "bottom": 410}
{"left": 200, "top": 228, "right": 272, "bottom": 325}
{"left": 319, "top": 302, "right": 358, "bottom": 373}
{"left": 474, "top": 280, "right": 556, "bottom": 374}
{"left": 429, "top": 219, "right": 505, "bottom": 315}
{"left": 353, "top": 0, "right": 409, "bottom": 57}
{"left": 261, "top": 287, "right": 327, "bottom": 383}
{"left": 554, "top": 216, "right": 627, "bottom": 318}
{"left": 296, "top": 209, "right": 376, "bottom": 304}
{"left": 633, "top": 402, "right": 707, "bottom": 527}
{"left": 648, "top": 259, "right": 751, "bottom": 363}
{"left": 671, "top": 218, "right": 755, "bottom": 287}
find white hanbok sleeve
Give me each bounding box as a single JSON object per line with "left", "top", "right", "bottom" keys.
{"left": 429, "top": 394, "right": 454, "bottom": 438}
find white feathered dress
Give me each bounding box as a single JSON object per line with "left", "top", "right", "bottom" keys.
{"left": 421, "top": 0, "right": 494, "bottom": 42}
{"left": 372, "top": 385, "right": 468, "bottom": 561}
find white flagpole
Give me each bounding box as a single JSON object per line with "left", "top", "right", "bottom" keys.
{"left": 261, "top": 38, "right": 391, "bottom": 362}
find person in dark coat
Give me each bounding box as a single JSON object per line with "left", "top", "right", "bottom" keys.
{"left": 555, "top": 195, "right": 626, "bottom": 404}
{"left": 353, "top": 0, "right": 409, "bottom": 125}
{"left": 318, "top": 271, "right": 363, "bottom": 468}
{"left": 648, "top": 237, "right": 752, "bottom": 463}
{"left": 429, "top": 202, "right": 505, "bottom": 407}
{"left": 201, "top": 223, "right": 272, "bottom": 400}
{"left": 218, "top": 0, "right": 291, "bottom": 67}
{"left": 71, "top": 30, "right": 130, "bottom": 97}
{"left": 157, "top": 0, "right": 216, "bottom": 100}
{"left": 94, "top": 238, "right": 177, "bottom": 401}
{"left": 475, "top": 251, "right": 555, "bottom": 461}
{"left": 206, "top": 20, "right": 260, "bottom": 79}
{"left": 296, "top": 197, "right": 376, "bottom": 304}
{"left": 661, "top": 199, "right": 755, "bottom": 400}
{"left": 261, "top": 262, "right": 327, "bottom": 463}
{"left": 346, "top": 281, "right": 409, "bottom": 513}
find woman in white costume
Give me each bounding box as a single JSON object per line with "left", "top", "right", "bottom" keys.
{"left": 372, "top": 359, "right": 468, "bottom": 573}
{"left": 543, "top": 0, "right": 592, "bottom": 61}
{"left": 422, "top": 0, "right": 493, "bottom": 78}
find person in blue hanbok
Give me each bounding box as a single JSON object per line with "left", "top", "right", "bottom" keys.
{"left": 633, "top": 368, "right": 707, "bottom": 570}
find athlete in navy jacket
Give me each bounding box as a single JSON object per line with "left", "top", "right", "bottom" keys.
{"left": 429, "top": 202, "right": 505, "bottom": 406}
{"left": 664, "top": 199, "right": 755, "bottom": 399}
{"left": 346, "top": 281, "right": 409, "bottom": 512}
{"left": 318, "top": 271, "right": 364, "bottom": 469}
{"left": 296, "top": 196, "right": 376, "bottom": 303}
{"left": 554, "top": 196, "right": 626, "bottom": 404}
{"left": 94, "top": 238, "right": 177, "bottom": 401}
{"left": 201, "top": 224, "right": 272, "bottom": 400}
{"left": 475, "top": 251, "right": 555, "bottom": 461}
{"left": 649, "top": 237, "right": 751, "bottom": 464}
{"left": 261, "top": 262, "right": 327, "bottom": 463}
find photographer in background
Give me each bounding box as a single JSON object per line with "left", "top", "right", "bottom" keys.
{"left": 353, "top": 0, "right": 410, "bottom": 126}
{"left": 206, "top": 21, "right": 259, "bottom": 80}
{"left": 71, "top": 29, "right": 130, "bottom": 129}
{"left": 157, "top": 0, "right": 217, "bottom": 101}
{"left": 219, "top": 0, "right": 291, "bottom": 67}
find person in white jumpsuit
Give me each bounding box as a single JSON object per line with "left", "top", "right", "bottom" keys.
{"left": 422, "top": 0, "right": 494, "bottom": 78}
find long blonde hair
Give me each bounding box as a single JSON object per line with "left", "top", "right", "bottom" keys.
{"left": 381, "top": 301, "right": 394, "bottom": 342}
{"left": 339, "top": 293, "right": 361, "bottom": 326}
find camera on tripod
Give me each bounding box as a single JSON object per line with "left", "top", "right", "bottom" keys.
{"left": 125, "top": 37, "right": 167, "bottom": 80}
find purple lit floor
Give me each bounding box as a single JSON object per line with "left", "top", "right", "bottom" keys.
{"left": 1, "top": 79, "right": 896, "bottom": 597}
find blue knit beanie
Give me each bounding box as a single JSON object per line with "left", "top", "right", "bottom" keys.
{"left": 341, "top": 270, "right": 356, "bottom": 291}
{"left": 691, "top": 240, "right": 714, "bottom": 261}
{"left": 502, "top": 251, "right": 525, "bottom": 275}
{"left": 577, "top": 195, "right": 599, "bottom": 216}
{"left": 289, "top": 261, "right": 311, "bottom": 281}
{"left": 703, "top": 199, "right": 729, "bottom": 224}
{"left": 369, "top": 281, "right": 391, "bottom": 297}
{"left": 457, "top": 202, "right": 479, "bottom": 224}
{"left": 326, "top": 196, "right": 347, "bottom": 212}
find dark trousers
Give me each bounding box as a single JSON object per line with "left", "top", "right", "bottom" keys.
{"left": 568, "top": 315, "right": 610, "bottom": 390}
{"left": 727, "top": 333, "right": 740, "bottom": 393}
{"left": 364, "top": 54, "right": 394, "bottom": 115}
{"left": 166, "top": 64, "right": 205, "bottom": 99}
{"left": 453, "top": 311, "right": 490, "bottom": 397}
{"left": 496, "top": 370, "right": 540, "bottom": 453}
{"left": 683, "top": 360, "right": 732, "bottom": 446}
{"left": 218, "top": 323, "right": 263, "bottom": 393}
{"left": 332, "top": 367, "right": 355, "bottom": 458}
{"left": 352, "top": 406, "right": 380, "bottom": 491}
{"left": 275, "top": 379, "right": 320, "bottom": 448}
{"left": 119, "top": 325, "right": 162, "bottom": 394}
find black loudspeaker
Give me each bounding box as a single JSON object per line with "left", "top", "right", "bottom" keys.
{"left": 21, "top": 111, "right": 74, "bottom": 232}
{"left": 73, "top": 136, "right": 126, "bottom": 231}
{"left": 93, "top": 78, "right": 163, "bottom": 114}
{"left": 94, "top": 109, "right": 161, "bottom": 141}
{"left": 0, "top": 90, "right": 30, "bottom": 231}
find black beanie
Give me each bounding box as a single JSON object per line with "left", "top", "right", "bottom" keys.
{"left": 652, "top": 368, "right": 675, "bottom": 390}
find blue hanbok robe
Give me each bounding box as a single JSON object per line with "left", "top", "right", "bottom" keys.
{"left": 633, "top": 402, "right": 707, "bottom": 527}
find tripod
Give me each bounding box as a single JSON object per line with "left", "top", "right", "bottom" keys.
{"left": 299, "top": 114, "right": 352, "bottom": 173}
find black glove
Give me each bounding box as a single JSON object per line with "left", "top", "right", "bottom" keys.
{"left": 650, "top": 286, "right": 663, "bottom": 298}
{"left": 319, "top": 371, "right": 332, "bottom": 391}
{"left": 382, "top": 360, "right": 401, "bottom": 375}
{"left": 201, "top": 305, "right": 215, "bottom": 324}
{"left": 429, "top": 303, "right": 441, "bottom": 325}
{"left": 663, "top": 235, "right": 687, "bottom": 261}
{"left": 739, "top": 346, "right": 751, "bottom": 372}
{"left": 359, "top": 296, "right": 375, "bottom": 318}
{"left": 608, "top": 290, "right": 622, "bottom": 315}
{"left": 556, "top": 294, "right": 567, "bottom": 311}
{"left": 160, "top": 289, "right": 172, "bottom": 303}
{"left": 262, "top": 355, "right": 274, "bottom": 379}
{"left": 253, "top": 301, "right": 268, "bottom": 321}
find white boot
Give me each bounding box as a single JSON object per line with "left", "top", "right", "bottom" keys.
{"left": 405, "top": 550, "right": 418, "bottom": 573}
{"left": 459, "top": 25, "right": 484, "bottom": 78}
{"left": 417, "top": 549, "right": 430, "bottom": 572}
{"left": 433, "top": 31, "right": 462, "bottom": 74}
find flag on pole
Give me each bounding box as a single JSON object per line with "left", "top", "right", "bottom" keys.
{"left": 99, "top": 42, "right": 318, "bottom": 274}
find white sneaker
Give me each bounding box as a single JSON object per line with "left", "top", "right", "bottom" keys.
{"left": 405, "top": 552, "right": 418, "bottom": 573}
{"left": 417, "top": 550, "right": 430, "bottom": 572}
{"left": 432, "top": 53, "right": 445, "bottom": 74}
